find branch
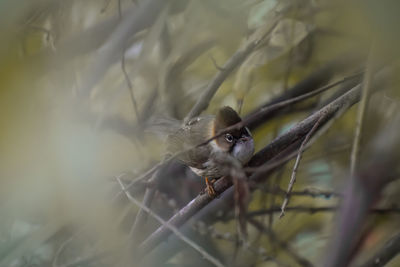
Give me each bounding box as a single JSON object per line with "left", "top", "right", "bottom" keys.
{"left": 115, "top": 177, "right": 226, "bottom": 267}
{"left": 184, "top": 17, "right": 280, "bottom": 122}
{"left": 350, "top": 42, "right": 375, "bottom": 175}
{"left": 244, "top": 52, "right": 363, "bottom": 129}
{"left": 128, "top": 172, "right": 158, "bottom": 243}
{"left": 193, "top": 222, "right": 291, "bottom": 267}
{"left": 324, "top": 114, "right": 400, "bottom": 267}
{"left": 121, "top": 48, "right": 139, "bottom": 121}
{"left": 197, "top": 72, "right": 362, "bottom": 150}
{"left": 111, "top": 162, "right": 163, "bottom": 201}
{"left": 258, "top": 186, "right": 340, "bottom": 199}
{"left": 248, "top": 68, "right": 390, "bottom": 168}
{"left": 137, "top": 177, "right": 233, "bottom": 256}
{"left": 161, "top": 38, "right": 216, "bottom": 117}
{"left": 280, "top": 111, "right": 327, "bottom": 218}
{"left": 248, "top": 218, "right": 315, "bottom": 267}
{"left": 358, "top": 232, "right": 400, "bottom": 267}
{"left": 35, "top": 3, "right": 144, "bottom": 66}
{"left": 245, "top": 206, "right": 400, "bottom": 217}
{"left": 80, "top": 0, "right": 169, "bottom": 97}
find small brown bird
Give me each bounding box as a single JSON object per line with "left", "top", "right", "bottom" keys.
{"left": 167, "top": 106, "right": 255, "bottom": 196}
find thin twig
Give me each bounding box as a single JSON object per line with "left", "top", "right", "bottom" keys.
{"left": 248, "top": 218, "right": 315, "bottom": 267}
{"left": 209, "top": 55, "right": 225, "bottom": 71}
{"left": 121, "top": 48, "right": 140, "bottom": 121}
{"left": 302, "top": 143, "right": 351, "bottom": 164}
{"left": 118, "top": 0, "right": 122, "bottom": 19}
{"left": 266, "top": 111, "right": 289, "bottom": 228}
{"left": 249, "top": 86, "right": 361, "bottom": 182}
{"left": 58, "top": 251, "right": 109, "bottom": 267}
{"left": 268, "top": 169, "right": 284, "bottom": 228}
{"left": 244, "top": 52, "right": 364, "bottom": 129}
{"left": 161, "top": 38, "right": 216, "bottom": 113}
{"left": 280, "top": 111, "right": 328, "bottom": 218}
{"left": 324, "top": 114, "right": 400, "bottom": 267}
{"left": 53, "top": 234, "right": 77, "bottom": 267}
{"left": 248, "top": 98, "right": 351, "bottom": 180}
{"left": 111, "top": 161, "right": 163, "bottom": 201}
{"left": 246, "top": 206, "right": 400, "bottom": 217}
{"left": 261, "top": 186, "right": 340, "bottom": 199}
{"left": 198, "top": 72, "right": 362, "bottom": 148}
{"left": 350, "top": 42, "right": 375, "bottom": 175}
{"left": 184, "top": 17, "right": 281, "bottom": 122}
{"left": 128, "top": 171, "right": 158, "bottom": 244}
{"left": 100, "top": 0, "right": 112, "bottom": 13}
{"left": 193, "top": 222, "right": 290, "bottom": 267}
{"left": 115, "top": 177, "right": 226, "bottom": 267}
{"left": 249, "top": 68, "right": 391, "bottom": 168}
{"left": 28, "top": 25, "right": 52, "bottom": 42}
{"left": 80, "top": 0, "right": 168, "bottom": 97}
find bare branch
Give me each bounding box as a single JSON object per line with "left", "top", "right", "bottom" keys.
{"left": 137, "top": 177, "right": 232, "bottom": 256}
{"left": 193, "top": 222, "right": 291, "bottom": 267}
{"left": 209, "top": 54, "right": 225, "bottom": 71}
{"left": 184, "top": 17, "right": 281, "bottom": 122}
{"left": 249, "top": 218, "right": 315, "bottom": 267}
{"left": 128, "top": 171, "right": 158, "bottom": 246}
{"left": 261, "top": 186, "right": 341, "bottom": 199}
{"left": 115, "top": 177, "right": 226, "bottom": 267}
{"left": 80, "top": 0, "right": 169, "bottom": 97}
{"left": 100, "top": 0, "right": 112, "bottom": 13}
{"left": 280, "top": 111, "right": 327, "bottom": 218}
{"left": 245, "top": 206, "right": 400, "bottom": 217}
{"left": 53, "top": 234, "right": 76, "bottom": 267}
{"left": 350, "top": 42, "right": 376, "bottom": 175}
{"left": 199, "top": 72, "right": 362, "bottom": 148}
{"left": 249, "top": 68, "right": 390, "bottom": 168}
{"left": 111, "top": 162, "right": 162, "bottom": 201}
{"left": 324, "top": 114, "right": 400, "bottom": 267}
{"left": 358, "top": 232, "right": 400, "bottom": 267}
{"left": 121, "top": 48, "right": 140, "bottom": 121}
{"left": 244, "top": 52, "right": 363, "bottom": 129}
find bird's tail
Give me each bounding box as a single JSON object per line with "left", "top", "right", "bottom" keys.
{"left": 145, "top": 116, "right": 182, "bottom": 140}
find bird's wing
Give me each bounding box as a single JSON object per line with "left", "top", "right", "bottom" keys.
{"left": 167, "top": 116, "right": 214, "bottom": 169}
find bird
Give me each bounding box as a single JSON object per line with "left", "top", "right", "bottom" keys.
{"left": 167, "top": 106, "right": 255, "bottom": 197}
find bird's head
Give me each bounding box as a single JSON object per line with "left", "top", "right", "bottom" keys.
{"left": 212, "top": 106, "right": 254, "bottom": 164}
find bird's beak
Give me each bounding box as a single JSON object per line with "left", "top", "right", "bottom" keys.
{"left": 240, "top": 136, "right": 250, "bottom": 142}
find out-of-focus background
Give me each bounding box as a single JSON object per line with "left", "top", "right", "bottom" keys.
{"left": 1, "top": 0, "right": 400, "bottom": 266}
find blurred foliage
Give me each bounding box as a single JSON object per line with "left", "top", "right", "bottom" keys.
{"left": 0, "top": 0, "right": 400, "bottom": 267}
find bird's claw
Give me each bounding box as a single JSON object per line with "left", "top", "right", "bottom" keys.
{"left": 206, "top": 184, "right": 216, "bottom": 198}
{"left": 205, "top": 177, "right": 216, "bottom": 198}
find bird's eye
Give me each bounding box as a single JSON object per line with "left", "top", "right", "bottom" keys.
{"left": 225, "top": 134, "right": 234, "bottom": 143}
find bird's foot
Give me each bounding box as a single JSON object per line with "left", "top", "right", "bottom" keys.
{"left": 205, "top": 177, "right": 216, "bottom": 198}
